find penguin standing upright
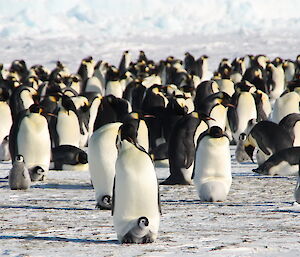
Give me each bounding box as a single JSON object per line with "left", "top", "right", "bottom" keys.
{"left": 227, "top": 81, "right": 257, "bottom": 142}
{"left": 267, "top": 63, "right": 285, "bottom": 104}
{"left": 113, "top": 123, "right": 161, "bottom": 244}
{"left": 193, "top": 126, "right": 232, "bottom": 202}
{"left": 271, "top": 92, "right": 300, "bottom": 124}
{"left": 0, "top": 87, "right": 12, "bottom": 147}
{"left": 9, "top": 155, "right": 31, "bottom": 190}
{"left": 50, "top": 95, "right": 81, "bottom": 148}
{"left": 198, "top": 92, "right": 232, "bottom": 130}
{"left": 161, "top": 111, "right": 211, "bottom": 185}
{"left": 9, "top": 104, "right": 51, "bottom": 173}
{"left": 88, "top": 122, "right": 122, "bottom": 209}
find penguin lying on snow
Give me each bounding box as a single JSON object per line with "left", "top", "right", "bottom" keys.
{"left": 252, "top": 147, "right": 300, "bottom": 176}
{"left": 193, "top": 126, "right": 232, "bottom": 202}
{"left": 9, "top": 155, "right": 31, "bottom": 190}
{"left": 243, "top": 120, "right": 293, "bottom": 165}
{"left": 51, "top": 144, "right": 88, "bottom": 171}
{"left": 113, "top": 123, "right": 161, "bottom": 244}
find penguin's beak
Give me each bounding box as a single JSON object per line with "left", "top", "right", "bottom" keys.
{"left": 225, "top": 103, "right": 235, "bottom": 108}
{"left": 245, "top": 145, "right": 255, "bottom": 163}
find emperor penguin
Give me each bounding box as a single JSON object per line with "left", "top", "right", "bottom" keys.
{"left": 9, "top": 104, "right": 51, "bottom": 173}
{"left": 198, "top": 91, "right": 233, "bottom": 130}
{"left": 113, "top": 123, "right": 161, "bottom": 244}
{"left": 193, "top": 126, "right": 232, "bottom": 202}
{"left": 88, "top": 122, "right": 122, "bottom": 209}
{"left": 0, "top": 136, "right": 10, "bottom": 161}
{"left": 279, "top": 113, "right": 300, "bottom": 146}
{"left": 253, "top": 147, "right": 300, "bottom": 176}
{"left": 118, "top": 50, "right": 132, "bottom": 76}
{"left": 51, "top": 144, "right": 88, "bottom": 171}
{"left": 244, "top": 120, "right": 293, "bottom": 165}
{"left": 9, "top": 155, "right": 31, "bottom": 190}
{"left": 9, "top": 86, "right": 37, "bottom": 120}
{"left": 271, "top": 92, "right": 300, "bottom": 124}
{"left": 0, "top": 87, "right": 12, "bottom": 147}
{"left": 194, "top": 80, "right": 219, "bottom": 110}
{"left": 50, "top": 94, "right": 81, "bottom": 148}
{"left": 227, "top": 81, "right": 257, "bottom": 142}
{"left": 161, "top": 111, "right": 211, "bottom": 185}
{"left": 267, "top": 63, "right": 285, "bottom": 104}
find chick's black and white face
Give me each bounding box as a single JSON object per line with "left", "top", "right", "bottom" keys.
{"left": 15, "top": 155, "right": 24, "bottom": 163}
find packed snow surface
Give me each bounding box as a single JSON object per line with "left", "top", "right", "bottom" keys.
{"left": 1, "top": 1, "right": 300, "bottom": 256}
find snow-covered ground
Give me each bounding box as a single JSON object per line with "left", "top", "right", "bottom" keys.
{"left": 1, "top": 147, "right": 300, "bottom": 257}
{"left": 1, "top": 0, "right": 300, "bottom": 256}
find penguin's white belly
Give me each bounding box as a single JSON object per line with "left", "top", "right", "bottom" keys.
{"left": 194, "top": 137, "right": 232, "bottom": 201}
{"left": 0, "top": 102, "right": 12, "bottom": 143}
{"left": 137, "top": 120, "right": 149, "bottom": 152}
{"left": 234, "top": 93, "right": 257, "bottom": 141}
{"left": 17, "top": 114, "right": 51, "bottom": 170}
{"left": 268, "top": 161, "right": 298, "bottom": 176}
{"left": 57, "top": 111, "right": 80, "bottom": 147}
{"left": 293, "top": 122, "right": 300, "bottom": 147}
{"left": 272, "top": 92, "right": 300, "bottom": 123}
{"left": 194, "top": 121, "right": 209, "bottom": 145}
{"left": 208, "top": 105, "right": 227, "bottom": 130}
{"left": 88, "top": 123, "right": 122, "bottom": 205}
{"left": 113, "top": 142, "right": 159, "bottom": 239}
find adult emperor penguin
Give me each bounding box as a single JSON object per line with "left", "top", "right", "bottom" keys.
{"left": 0, "top": 87, "right": 12, "bottom": 148}
{"left": 9, "top": 155, "right": 31, "bottom": 190}
{"left": 0, "top": 136, "right": 10, "bottom": 161}
{"left": 267, "top": 63, "right": 285, "bottom": 104}
{"left": 279, "top": 113, "right": 300, "bottom": 146}
{"left": 88, "top": 122, "right": 122, "bottom": 210}
{"left": 50, "top": 94, "right": 81, "bottom": 148}
{"left": 253, "top": 147, "right": 300, "bottom": 176}
{"left": 198, "top": 91, "right": 233, "bottom": 130}
{"left": 271, "top": 91, "right": 300, "bottom": 124}
{"left": 9, "top": 104, "right": 51, "bottom": 173}
{"left": 51, "top": 144, "right": 88, "bottom": 171}
{"left": 244, "top": 120, "right": 293, "bottom": 165}
{"left": 113, "top": 123, "right": 161, "bottom": 244}
{"left": 227, "top": 81, "right": 257, "bottom": 142}
{"left": 193, "top": 126, "right": 232, "bottom": 202}
{"left": 161, "top": 111, "right": 211, "bottom": 185}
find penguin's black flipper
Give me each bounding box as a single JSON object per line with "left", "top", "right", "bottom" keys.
{"left": 227, "top": 92, "right": 239, "bottom": 133}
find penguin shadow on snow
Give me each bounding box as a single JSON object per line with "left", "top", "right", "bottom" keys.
{"left": 31, "top": 182, "right": 92, "bottom": 190}
{"left": 0, "top": 235, "right": 118, "bottom": 245}
{"left": 0, "top": 204, "right": 95, "bottom": 211}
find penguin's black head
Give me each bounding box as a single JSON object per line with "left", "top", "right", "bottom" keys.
{"left": 15, "top": 155, "right": 24, "bottom": 163}
{"left": 29, "top": 104, "right": 43, "bottom": 114}
{"left": 137, "top": 216, "right": 149, "bottom": 228}
{"left": 239, "top": 133, "right": 247, "bottom": 141}
{"left": 118, "top": 123, "right": 138, "bottom": 145}
{"left": 208, "top": 126, "right": 224, "bottom": 138}
{"left": 101, "top": 195, "right": 111, "bottom": 207}
{"left": 77, "top": 152, "right": 88, "bottom": 164}
{"left": 61, "top": 95, "right": 77, "bottom": 113}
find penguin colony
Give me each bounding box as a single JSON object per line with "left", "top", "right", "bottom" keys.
{"left": 1, "top": 52, "right": 300, "bottom": 243}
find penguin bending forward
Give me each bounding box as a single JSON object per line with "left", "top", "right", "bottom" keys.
{"left": 113, "top": 123, "right": 161, "bottom": 244}
{"left": 192, "top": 126, "right": 232, "bottom": 202}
